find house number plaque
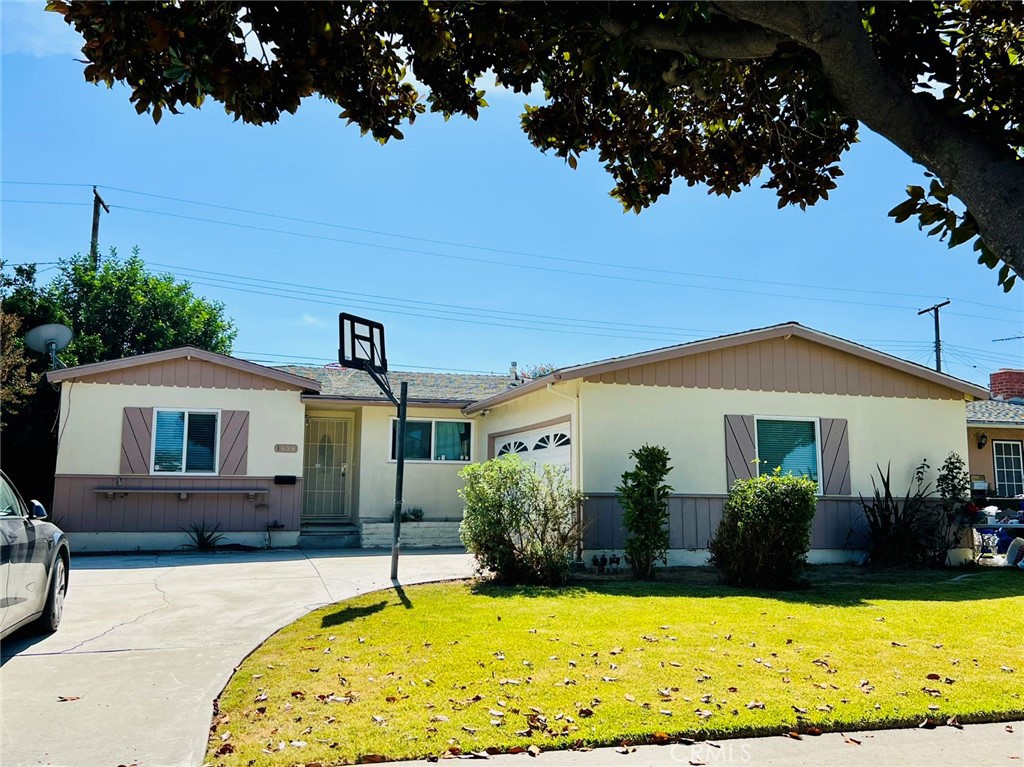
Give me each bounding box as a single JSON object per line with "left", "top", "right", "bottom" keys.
{"left": 274, "top": 444, "right": 298, "bottom": 453}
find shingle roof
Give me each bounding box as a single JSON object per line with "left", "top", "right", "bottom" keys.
{"left": 278, "top": 366, "right": 514, "bottom": 404}
{"left": 966, "top": 399, "right": 1024, "bottom": 426}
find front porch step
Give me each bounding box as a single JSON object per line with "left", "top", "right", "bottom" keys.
{"left": 298, "top": 524, "right": 361, "bottom": 550}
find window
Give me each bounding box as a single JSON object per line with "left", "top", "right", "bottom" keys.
{"left": 497, "top": 440, "right": 529, "bottom": 456}
{"left": 390, "top": 419, "right": 472, "bottom": 462}
{"left": 755, "top": 417, "right": 820, "bottom": 489}
{"left": 0, "top": 476, "right": 25, "bottom": 518}
{"left": 153, "top": 409, "right": 219, "bottom": 474}
{"left": 533, "top": 433, "right": 570, "bottom": 450}
{"left": 993, "top": 440, "right": 1024, "bottom": 497}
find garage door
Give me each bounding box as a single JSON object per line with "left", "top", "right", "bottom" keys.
{"left": 496, "top": 425, "right": 571, "bottom": 476}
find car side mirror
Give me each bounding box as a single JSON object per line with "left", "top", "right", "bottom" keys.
{"left": 29, "top": 500, "right": 47, "bottom": 520}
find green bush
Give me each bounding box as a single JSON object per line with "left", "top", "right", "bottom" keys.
{"left": 708, "top": 468, "right": 817, "bottom": 588}
{"left": 617, "top": 445, "right": 673, "bottom": 580}
{"left": 458, "top": 456, "right": 586, "bottom": 585}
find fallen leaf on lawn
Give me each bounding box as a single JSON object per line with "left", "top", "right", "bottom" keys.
{"left": 290, "top": 740, "right": 307, "bottom": 748}
{"left": 372, "top": 716, "right": 387, "bottom": 726}
{"left": 695, "top": 709, "right": 714, "bottom": 719}
{"left": 359, "top": 756, "right": 387, "bottom": 764}
{"left": 624, "top": 694, "right": 636, "bottom": 703}
{"left": 291, "top": 691, "right": 305, "bottom": 698}
{"left": 220, "top": 731, "right": 232, "bottom": 741}
{"left": 602, "top": 677, "right": 619, "bottom": 682}
{"left": 919, "top": 718, "right": 937, "bottom": 729}
{"left": 660, "top": 709, "right": 673, "bottom": 716}
{"left": 651, "top": 732, "right": 672, "bottom": 745}
{"left": 928, "top": 705, "right": 941, "bottom": 711}
{"left": 806, "top": 727, "right": 823, "bottom": 736}
{"left": 816, "top": 704, "right": 833, "bottom": 712}
{"left": 616, "top": 746, "right": 636, "bottom": 754}
{"left": 926, "top": 673, "right": 941, "bottom": 680}
{"left": 1006, "top": 725, "right": 1015, "bottom": 733}
{"left": 215, "top": 743, "right": 235, "bottom": 755}
{"left": 891, "top": 641, "right": 907, "bottom": 647}
{"left": 431, "top": 715, "right": 449, "bottom": 722}
{"left": 578, "top": 707, "right": 594, "bottom": 718}
{"left": 786, "top": 732, "right": 803, "bottom": 740}
{"left": 793, "top": 706, "right": 808, "bottom": 714}
{"left": 843, "top": 734, "right": 861, "bottom": 745}
{"left": 727, "top": 686, "right": 738, "bottom": 693}
{"left": 947, "top": 716, "right": 962, "bottom": 729}
{"left": 746, "top": 701, "right": 766, "bottom": 710}
{"left": 462, "top": 725, "right": 478, "bottom": 733}
{"left": 527, "top": 745, "right": 542, "bottom": 757}
{"left": 669, "top": 661, "right": 682, "bottom": 668}
{"left": 57, "top": 696, "right": 80, "bottom": 702}
{"left": 1001, "top": 666, "right": 1015, "bottom": 673}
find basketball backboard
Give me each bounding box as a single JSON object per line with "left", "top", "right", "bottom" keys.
{"left": 339, "top": 313, "right": 388, "bottom": 373}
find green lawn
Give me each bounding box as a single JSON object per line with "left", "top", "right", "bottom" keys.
{"left": 209, "top": 567, "right": 1023, "bottom": 766}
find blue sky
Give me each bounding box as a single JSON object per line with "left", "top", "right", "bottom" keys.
{"left": 2, "top": 3, "right": 1022, "bottom": 385}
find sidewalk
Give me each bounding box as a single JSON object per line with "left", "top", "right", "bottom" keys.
{"left": 378, "top": 719, "right": 1023, "bottom": 766}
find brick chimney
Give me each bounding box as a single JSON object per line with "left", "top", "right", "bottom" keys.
{"left": 990, "top": 369, "right": 1024, "bottom": 400}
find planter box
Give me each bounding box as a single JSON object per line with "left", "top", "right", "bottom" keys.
{"left": 360, "top": 520, "right": 463, "bottom": 549}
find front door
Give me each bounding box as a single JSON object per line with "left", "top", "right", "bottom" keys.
{"left": 302, "top": 417, "right": 352, "bottom": 522}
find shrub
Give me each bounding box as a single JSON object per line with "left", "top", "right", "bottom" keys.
{"left": 458, "top": 456, "right": 586, "bottom": 585}
{"left": 617, "top": 445, "right": 673, "bottom": 580}
{"left": 390, "top": 506, "right": 425, "bottom": 523}
{"left": 708, "top": 468, "right": 817, "bottom": 588}
{"left": 180, "top": 520, "right": 226, "bottom": 551}
{"left": 929, "top": 452, "right": 971, "bottom": 566}
{"left": 855, "top": 461, "right": 933, "bottom": 567}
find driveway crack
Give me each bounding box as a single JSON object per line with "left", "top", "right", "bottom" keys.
{"left": 58, "top": 568, "right": 173, "bottom": 654}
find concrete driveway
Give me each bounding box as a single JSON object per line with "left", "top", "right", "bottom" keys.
{"left": 0, "top": 549, "right": 474, "bottom": 767}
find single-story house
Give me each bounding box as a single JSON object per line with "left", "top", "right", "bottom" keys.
{"left": 47, "top": 322, "right": 989, "bottom": 560}
{"left": 966, "top": 370, "right": 1024, "bottom": 501}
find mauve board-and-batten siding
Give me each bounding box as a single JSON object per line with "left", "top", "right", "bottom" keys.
{"left": 582, "top": 494, "right": 864, "bottom": 551}
{"left": 582, "top": 336, "right": 962, "bottom": 400}
{"left": 75, "top": 357, "right": 300, "bottom": 391}
{"left": 52, "top": 475, "right": 301, "bottom": 532}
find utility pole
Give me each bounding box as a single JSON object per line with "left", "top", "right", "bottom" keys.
{"left": 90, "top": 186, "right": 110, "bottom": 269}
{"left": 918, "top": 300, "right": 951, "bottom": 373}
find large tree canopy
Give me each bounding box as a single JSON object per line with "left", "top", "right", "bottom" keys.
{"left": 50, "top": 1, "right": 1024, "bottom": 287}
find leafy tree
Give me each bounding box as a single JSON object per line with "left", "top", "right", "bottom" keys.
{"left": 617, "top": 444, "right": 673, "bottom": 580}
{"left": 0, "top": 311, "right": 37, "bottom": 429}
{"left": 49, "top": 2, "right": 1024, "bottom": 287}
{"left": 0, "top": 252, "right": 236, "bottom": 505}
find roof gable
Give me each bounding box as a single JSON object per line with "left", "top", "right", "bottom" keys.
{"left": 465, "top": 323, "right": 988, "bottom": 413}
{"left": 47, "top": 347, "right": 321, "bottom": 392}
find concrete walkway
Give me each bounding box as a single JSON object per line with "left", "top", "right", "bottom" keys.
{"left": 375, "top": 719, "right": 1021, "bottom": 766}
{"left": 0, "top": 549, "right": 474, "bottom": 767}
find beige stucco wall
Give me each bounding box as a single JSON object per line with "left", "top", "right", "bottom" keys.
{"left": 56, "top": 382, "right": 306, "bottom": 476}
{"left": 967, "top": 426, "right": 1024, "bottom": 492}
{"left": 357, "top": 405, "right": 474, "bottom": 519}
{"left": 580, "top": 382, "right": 970, "bottom": 495}
{"left": 475, "top": 381, "right": 579, "bottom": 463}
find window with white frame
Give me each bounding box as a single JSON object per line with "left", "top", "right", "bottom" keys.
{"left": 390, "top": 418, "right": 472, "bottom": 462}
{"left": 153, "top": 409, "right": 219, "bottom": 474}
{"left": 755, "top": 417, "right": 820, "bottom": 490}
{"left": 993, "top": 440, "right": 1024, "bottom": 497}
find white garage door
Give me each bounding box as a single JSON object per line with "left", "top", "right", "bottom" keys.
{"left": 496, "top": 425, "right": 572, "bottom": 476}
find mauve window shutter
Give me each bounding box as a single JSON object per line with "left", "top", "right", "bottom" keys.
{"left": 120, "top": 407, "right": 153, "bottom": 475}
{"left": 724, "top": 414, "right": 756, "bottom": 489}
{"left": 819, "top": 417, "right": 852, "bottom": 495}
{"left": 219, "top": 411, "right": 250, "bottom": 475}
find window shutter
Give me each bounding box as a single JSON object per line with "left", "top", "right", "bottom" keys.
{"left": 819, "top": 417, "right": 851, "bottom": 495}
{"left": 219, "top": 410, "right": 250, "bottom": 475}
{"left": 120, "top": 407, "right": 153, "bottom": 475}
{"left": 724, "top": 414, "right": 756, "bottom": 489}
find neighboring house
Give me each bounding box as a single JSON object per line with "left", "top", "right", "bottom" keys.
{"left": 966, "top": 370, "right": 1024, "bottom": 500}
{"left": 47, "top": 323, "right": 989, "bottom": 559}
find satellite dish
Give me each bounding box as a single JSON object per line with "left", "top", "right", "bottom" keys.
{"left": 24, "top": 323, "right": 74, "bottom": 370}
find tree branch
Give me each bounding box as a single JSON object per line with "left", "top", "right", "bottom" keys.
{"left": 600, "top": 16, "right": 787, "bottom": 60}
{"left": 715, "top": 1, "right": 1024, "bottom": 278}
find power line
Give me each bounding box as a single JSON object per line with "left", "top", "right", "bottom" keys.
{"left": 235, "top": 350, "right": 503, "bottom": 374}
{"left": 3, "top": 184, "right": 1020, "bottom": 319}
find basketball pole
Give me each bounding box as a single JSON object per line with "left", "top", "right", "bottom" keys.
{"left": 390, "top": 381, "right": 409, "bottom": 580}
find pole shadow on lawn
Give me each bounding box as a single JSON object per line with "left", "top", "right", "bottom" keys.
{"left": 469, "top": 565, "right": 1021, "bottom": 607}
{"left": 319, "top": 583, "right": 415, "bottom": 627}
